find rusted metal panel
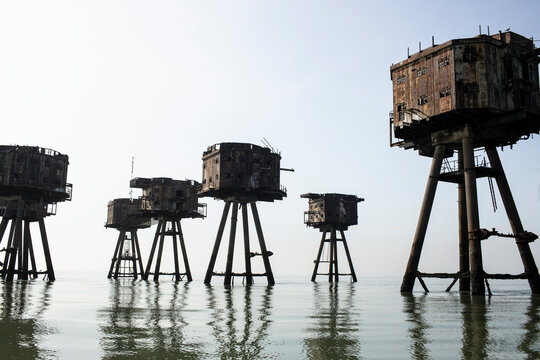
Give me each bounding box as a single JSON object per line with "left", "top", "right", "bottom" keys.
{"left": 390, "top": 31, "right": 540, "bottom": 152}
{"left": 199, "top": 142, "right": 286, "bottom": 202}
{"left": 0, "top": 145, "right": 71, "bottom": 203}
{"left": 105, "top": 198, "right": 151, "bottom": 229}
{"left": 391, "top": 32, "right": 539, "bottom": 129}
{"left": 301, "top": 193, "right": 364, "bottom": 229}
{"left": 130, "top": 177, "right": 205, "bottom": 218}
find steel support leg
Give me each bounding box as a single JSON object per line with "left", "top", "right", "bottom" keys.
{"left": 21, "top": 221, "right": 30, "bottom": 280}
{"left": 7, "top": 200, "right": 25, "bottom": 281}
{"left": 153, "top": 221, "right": 167, "bottom": 281}
{"left": 329, "top": 227, "right": 338, "bottom": 282}
{"left": 27, "top": 230, "right": 38, "bottom": 279}
{"left": 130, "top": 231, "right": 138, "bottom": 279}
{"left": 463, "top": 132, "right": 484, "bottom": 295}
{"left": 133, "top": 231, "right": 145, "bottom": 279}
{"left": 114, "top": 229, "right": 126, "bottom": 279}
{"left": 177, "top": 221, "right": 192, "bottom": 282}
{"left": 242, "top": 203, "right": 253, "bottom": 285}
{"left": 204, "top": 202, "right": 231, "bottom": 284}
{"left": 108, "top": 231, "right": 123, "bottom": 278}
{"left": 224, "top": 202, "right": 239, "bottom": 285}
{"left": 486, "top": 146, "right": 540, "bottom": 293}
{"left": 171, "top": 221, "right": 181, "bottom": 281}
{"left": 457, "top": 150, "right": 470, "bottom": 292}
{"left": 144, "top": 220, "right": 163, "bottom": 280}
{"left": 39, "top": 218, "right": 55, "bottom": 281}
{"left": 401, "top": 145, "right": 446, "bottom": 292}
{"left": 311, "top": 230, "right": 327, "bottom": 281}
{"left": 251, "top": 202, "right": 275, "bottom": 285}
{"left": 341, "top": 230, "right": 358, "bottom": 282}
{"left": 1, "top": 221, "right": 16, "bottom": 279}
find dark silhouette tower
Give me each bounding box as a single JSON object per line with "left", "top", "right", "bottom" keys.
{"left": 199, "top": 142, "right": 288, "bottom": 285}
{"left": 390, "top": 31, "right": 540, "bottom": 295}
{"left": 301, "top": 193, "right": 364, "bottom": 282}
{"left": 0, "top": 145, "right": 72, "bottom": 281}
{"left": 130, "top": 177, "right": 206, "bottom": 282}
{"left": 105, "top": 198, "right": 151, "bottom": 279}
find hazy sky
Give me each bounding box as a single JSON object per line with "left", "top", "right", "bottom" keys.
{"left": 1, "top": 1, "right": 539, "bottom": 284}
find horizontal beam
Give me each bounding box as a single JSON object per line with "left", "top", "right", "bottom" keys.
{"left": 417, "top": 271, "right": 469, "bottom": 279}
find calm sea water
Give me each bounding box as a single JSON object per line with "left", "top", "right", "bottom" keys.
{"left": 0, "top": 275, "right": 538, "bottom": 359}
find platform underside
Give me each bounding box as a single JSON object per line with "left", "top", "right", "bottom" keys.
{"left": 199, "top": 189, "right": 286, "bottom": 202}
{"left": 394, "top": 109, "right": 540, "bottom": 156}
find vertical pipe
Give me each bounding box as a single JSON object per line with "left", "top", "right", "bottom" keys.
{"left": 251, "top": 202, "right": 275, "bottom": 285}
{"left": 171, "top": 221, "right": 181, "bottom": 281}
{"left": 204, "top": 202, "right": 231, "bottom": 284}
{"left": 340, "top": 230, "right": 358, "bottom": 282}
{"left": 133, "top": 231, "right": 145, "bottom": 279}
{"left": 224, "top": 201, "right": 239, "bottom": 285}
{"left": 38, "top": 218, "right": 55, "bottom": 281}
{"left": 143, "top": 220, "right": 163, "bottom": 280}
{"left": 114, "top": 229, "right": 126, "bottom": 278}
{"left": 463, "top": 132, "right": 484, "bottom": 295}
{"left": 177, "top": 221, "right": 192, "bottom": 282}
{"left": 241, "top": 203, "right": 253, "bottom": 285}
{"left": 457, "top": 150, "right": 470, "bottom": 291}
{"left": 153, "top": 220, "right": 167, "bottom": 281}
{"left": 401, "top": 144, "right": 446, "bottom": 292}
{"left": 311, "top": 230, "right": 327, "bottom": 281}
{"left": 486, "top": 146, "right": 540, "bottom": 293}
{"left": 108, "top": 231, "right": 123, "bottom": 278}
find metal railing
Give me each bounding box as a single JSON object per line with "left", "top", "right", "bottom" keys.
{"left": 440, "top": 154, "right": 491, "bottom": 174}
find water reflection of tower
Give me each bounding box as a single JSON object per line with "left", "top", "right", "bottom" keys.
{"left": 0, "top": 145, "right": 72, "bottom": 281}
{"left": 130, "top": 177, "right": 206, "bottom": 282}
{"left": 518, "top": 296, "right": 540, "bottom": 359}
{"left": 98, "top": 282, "right": 204, "bottom": 358}
{"left": 105, "top": 198, "right": 151, "bottom": 279}
{"left": 0, "top": 282, "right": 56, "bottom": 358}
{"left": 206, "top": 285, "right": 273, "bottom": 359}
{"left": 402, "top": 294, "right": 431, "bottom": 360}
{"left": 199, "top": 143, "right": 290, "bottom": 285}
{"left": 301, "top": 193, "right": 364, "bottom": 282}
{"left": 303, "top": 283, "right": 361, "bottom": 359}
{"left": 460, "top": 294, "right": 489, "bottom": 360}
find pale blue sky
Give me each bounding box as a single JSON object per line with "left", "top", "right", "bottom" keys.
{"left": 0, "top": 1, "right": 539, "bottom": 283}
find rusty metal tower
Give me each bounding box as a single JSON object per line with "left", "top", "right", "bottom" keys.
{"left": 301, "top": 193, "right": 364, "bottom": 282}
{"left": 0, "top": 145, "right": 72, "bottom": 281}
{"left": 130, "top": 177, "right": 206, "bottom": 282}
{"left": 199, "top": 142, "right": 289, "bottom": 285}
{"left": 105, "top": 198, "right": 151, "bottom": 279}
{"left": 390, "top": 31, "right": 540, "bottom": 295}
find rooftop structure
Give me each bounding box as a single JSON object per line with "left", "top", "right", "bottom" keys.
{"left": 390, "top": 31, "right": 540, "bottom": 155}
{"left": 0, "top": 145, "right": 72, "bottom": 203}
{"left": 199, "top": 142, "right": 286, "bottom": 202}
{"left": 301, "top": 193, "right": 364, "bottom": 230}
{"left": 130, "top": 177, "right": 205, "bottom": 219}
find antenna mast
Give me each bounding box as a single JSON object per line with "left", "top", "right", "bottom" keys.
{"left": 129, "top": 156, "right": 135, "bottom": 200}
